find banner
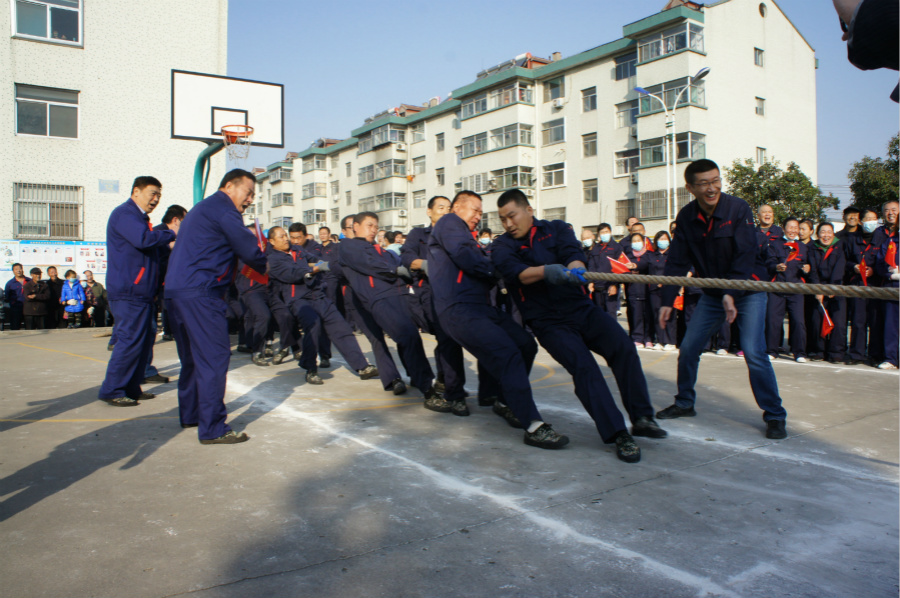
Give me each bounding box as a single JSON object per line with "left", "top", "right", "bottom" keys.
{"left": 0, "top": 240, "right": 107, "bottom": 283}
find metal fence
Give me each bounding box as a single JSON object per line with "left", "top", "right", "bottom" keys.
{"left": 13, "top": 182, "right": 83, "bottom": 240}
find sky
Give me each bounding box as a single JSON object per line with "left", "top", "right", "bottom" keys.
{"left": 226, "top": 0, "right": 898, "bottom": 207}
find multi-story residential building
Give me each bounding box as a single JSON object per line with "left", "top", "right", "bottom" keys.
{"left": 252, "top": 0, "right": 816, "bottom": 237}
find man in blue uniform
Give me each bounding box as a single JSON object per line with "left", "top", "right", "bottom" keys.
{"left": 429, "top": 191, "right": 567, "bottom": 449}
{"left": 657, "top": 159, "right": 787, "bottom": 439}
{"left": 585, "top": 223, "right": 622, "bottom": 317}
{"left": 756, "top": 204, "right": 783, "bottom": 243}
{"left": 98, "top": 177, "right": 175, "bottom": 407}
{"left": 491, "top": 190, "right": 665, "bottom": 462}
{"left": 165, "top": 169, "right": 267, "bottom": 444}
{"left": 765, "top": 218, "right": 810, "bottom": 362}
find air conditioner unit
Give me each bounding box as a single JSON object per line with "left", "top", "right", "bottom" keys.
{"left": 630, "top": 173, "right": 638, "bottom": 184}
{"left": 398, "top": 209, "right": 408, "bottom": 217}
{"left": 630, "top": 125, "right": 638, "bottom": 138}
{"left": 396, "top": 143, "right": 406, "bottom": 151}
{"left": 488, "top": 178, "right": 497, "bottom": 190}
{"left": 552, "top": 98, "right": 565, "bottom": 108}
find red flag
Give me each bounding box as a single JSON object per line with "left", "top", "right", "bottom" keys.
{"left": 886, "top": 241, "right": 897, "bottom": 269}
{"left": 607, "top": 256, "right": 630, "bottom": 274}
{"left": 820, "top": 303, "right": 834, "bottom": 338}
{"left": 619, "top": 252, "right": 633, "bottom": 264}
{"left": 786, "top": 241, "right": 800, "bottom": 262}
{"left": 241, "top": 264, "right": 268, "bottom": 285}
{"left": 673, "top": 295, "right": 684, "bottom": 311}
{"left": 860, "top": 261, "right": 868, "bottom": 287}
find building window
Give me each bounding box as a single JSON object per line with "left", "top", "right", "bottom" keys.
{"left": 436, "top": 168, "right": 445, "bottom": 186}
{"left": 371, "top": 124, "right": 406, "bottom": 147}
{"left": 582, "top": 133, "right": 597, "bottom": 158}
{"left": 639, "top": 132, "right": 706, "bottom": 166}
{"left": 616, "top": 100, "right": 639, "bottom": 128}
{"left": 583, "top": 179, "right": 599, "bottom": 203}
{"left": 345, "top": 162, "right": 352, "bottom": 177}
{"left": 542, "top": 163, "right": 565, "bottom": 188}
{"left": 461, "top": 83, "right": 534, "bottom": 119}
{"left": 490, "top": 166, "right": 534, "bottom": 191}
{"left": 461, "top": 94, "right": 488, "bottom": 119}
{"left": 302, "top": 156, "right": 326, "bottom": 173}
{"left": 436, "top": 133, "right": 445, "bottom": 152}
{"left": 373, "top": 159, "right": 406, "bottom": 180}
{"left": 271, "top": 193, "right": 293, "bottom": 207}
{"left": 461, "top": 173, "right": 489, "bottom": 193}
{"left": 582, "top": 87, "right": 597, "bottom": 112}
{"left": 543, "top": 207, "right": 567, "bottom": 222}
{"left": 301, "top": 183, "right": 327, "bottom": 199}
{"left": 638, "top": 77, "right": 706, "bottom": 114}
{"left": 755, "top": 97, "right": 765, "bottom": 116}
{"left": 273, "top": 216, "right": 293, "bottom": 229}
{"left": 374, "top": 192, "right": 406, "bottom": 211}
{"left": 411, "top": 122, "right": 425, "bottom": 143}
{"left": 543, "top": 78, "right": 565, "bottom": 102}
{"left": 756, "top": 147, "right": 767, "bottom": 164}
{"left": 302, "top": 209, "right": 326, "bottom": 224}
{"left": 637, "top": 187, "right": 692, "bottom": 219}
{"left": 638, "top": 23, "right": 704, "bottom": 63}
{"left": 15, "top": 84, "right": 78, "bottom": 138}
{"left": 359, "top": 164, "right": 374, "bottom": 184}
{"left": 461, "top": 132, "right": 489, "bottom": 158}
{"left": 412, "top": 156, "right": 426, "bottom": 174}
{"left": 330, "top": 156, "right": 339, "bottom": 169}
{"left": 489, "top": 123, "right": 533, "bottom": 150}
{"left": 614, "top": 149, "right": 640, "bottom": 176}
{"left": 754, "top": 47, "right": 765, "bottom": 67}
{"left": 482, "top": 211, "right": 500, "bottom": 232}
{"left": 330, "top": 180, "right": 340, "bottom": 196}
{"left": 413, "top": 190, "right": 426, "bottom": 208}
{"left": 358, "top": 134, "right": 373, "bottom": 154}
{"left": 270, "top": 167, "right": 293, "bottom": 182}
{"left": 346, "top": 190, "right": 352, "bottom": 206}
{"left": 13, "top": 0, "right": 81, "bottom": 45}
{"left": 614, "top": 52, "right": 638, "bottom": 80}
{"left": 541, "top": 119, "right": 565, "bottom": 146}
{"left": 331, "top": 208, "right": 340, "bottom": 223}
{"left": 13, "top": 182, "right": 83, "bottom": 240}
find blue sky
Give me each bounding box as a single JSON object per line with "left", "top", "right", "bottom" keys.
{"left": 226, "top": 0, "right": 898, "bottom": 206}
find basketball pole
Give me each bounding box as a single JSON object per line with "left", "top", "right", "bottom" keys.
{"left": 193, "top": 141, "right": 224, "bottom": 205}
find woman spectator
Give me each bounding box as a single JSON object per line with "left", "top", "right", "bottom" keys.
{"left": 808, "top": 222, "right": 847, "bottom": 363}
{"left": 648, "top": 231, "right": 676, "bottom": 351}
{"left": 622, "top": 232, "right": 653, "bottom": 348}
{"left": 59, "top": 269, "right": 86, "bottom": 328}
{"left": 799, "top": 219, "right": 816, "bottom": 248}
{"left": 585, "top": 223, "right": 622, "bottom": 317}
{"left": 23, "top": 267, "right": 50, "bottom": 330}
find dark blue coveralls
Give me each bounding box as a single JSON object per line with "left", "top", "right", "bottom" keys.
{"left": 648, "top": 249, "right": 676, "bottom": 346}
{"left": 492, "top": 219, "right": 655, "bottom": 443}
{"left": 268, "top": 245, "right": 370, "bottom": 371}
{"left": 808, "top": 240, "right": 847, "bottom": 360}
{"left": 99, "top": 199, "right": 175, "bottom": 401}
{"left": 236, "top": 262, "right": 270, "bottom": 354}
{"left": 339, "top": 238, "right": 434, "bottom": 391}
{"left": 428, "top": 213, "right": 541, "bottom": 425}
{"left": 296, "top": 241, "right": 333, "bottom": 361}
{"left": 875, "top": 229, "right": 899, "bottom": 366}
{"left": 765, "top": 238, "right": 809, "bottom": 357}
{"left": 622, "top": 244, "right": 653, "bottom": 345}
{"left": 585, "top": 239, "right": 622, "bottom": 316}
{"left": 164, "top": 191, "right": 267, "bottom": 439}
{"left": 400, "top": 226, "right": 466, "bottom": 401}
{"left": 842, "top": 230, "right": 879, "bottom": 361}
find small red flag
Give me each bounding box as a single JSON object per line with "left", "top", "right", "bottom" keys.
{"left": 607, "top": 256, "right": 631, "bottom": 274}
{"left": 241, "top": 264, "right": 268, "bottom": 285}
{"left": 860, "top": 261, "right": 868, "bottom": 287}
{"left": 673, "top": 295, "right": 684, "bottom": 311}
{"left": 886, "top": 241, "right": 897, "bottom": 269}
{"left": 820, "top": 303, "right": 834, "bottom": 338}
{"left": 619, "top": 252, "right": 633, "bottom": 264}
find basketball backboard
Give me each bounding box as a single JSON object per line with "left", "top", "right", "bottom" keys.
{"left": 171, "top": 70, "right": 284, "bottom": 148}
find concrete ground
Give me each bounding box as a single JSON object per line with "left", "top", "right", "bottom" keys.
{"left": 1, "top": 326, "right": 897, "bottom": 598}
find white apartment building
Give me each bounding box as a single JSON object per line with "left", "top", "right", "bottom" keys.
{"left": 251, "top": 0, "right": 816, "bottom": 237}
{"left": 2, "top": 0, "right": 228, "bottom": 245}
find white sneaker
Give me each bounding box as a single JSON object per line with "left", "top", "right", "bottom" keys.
{"left": 663, "top": 344, "right": 677, "bottom": 352}
{"left": 716, "top": 349, "right": 727, "bottom": 356}
{"left": 796, "top": 356, "right": 808, "bottom": 363}
{"left": 768, "top": 354, "right": 775, "bottom": 361}
{"left": 653, "top": 343, "right": 663, "bottom": 351}
{"left": 877, "top": 361, "right": 898, "bottom": 370}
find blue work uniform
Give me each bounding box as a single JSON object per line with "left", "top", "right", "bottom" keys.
{"left": 648, "top": 249, "right": 676, "bottom": 346}
{"left": 98, "top": 199, "right": 175, "bottom": 401}
{"left": 164, "top": 190, "right": 266, "bottom": 439}
{"left": 492, "top": 219, "right": 656, "bottom": 443}
{"left": 622, "top": 245, "right": 652, "bottom": 344}
{"left": 842, "top": 230, "right": 879, "bottom": 361}
{"left": 662, "top": 193, "right": 786, "bottom": 421}
{"left": 585, "top": 239, "right": 622, "bottom": 316}
{"left": 757, "top": 224, "right": 784, "bottom": 245}
{"left": 428, "top": 213, "right": 540, "bottom": 425}
{"left": 765, "top": 238, "right": 809, "bottom": 358}
{"left": 874, "top": 229, "right": 899, "bottom": 366}
{"left": 808, "top": 241, "right": 847, "bottom": 361}
{"left": 236, "top": 261, "right": 271, "bottom": 354}
{"left": 339, "top": 237, "right": 434, "bottom": 391}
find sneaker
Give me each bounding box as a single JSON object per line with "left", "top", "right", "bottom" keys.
{"left": 305, "top": 370, "right": 324, "bottom": 385}
{"left": 716, "top": 349, "right": 728, "bottom": 356}
{"left": 492, "top": 401, "right": 523, "bottom": 429}
{"left": 663, "top": 344, "right": 676, "bottom": 352}
{"left": 631, "top": 416, "right": 668, "bottom": 438}
{"left": 449, "top": 399, "right": 470, "bottom": 417}
{"left": 138, "top": 392, "right": 156, "bottom": 400}
{"left": 236, "top": 345, "right": 252, "bottom": 354}
{"left": 656, "top": 403, "right": 697, "bottom": 419}
{"left": 795, "top": 356, "right": 808, "bottom": 363}
{"left": 765, "top": 419, "right": 787, "bottom": 440}
{"left": 878, "top": 362, "right": 898, "bottom": 370}
{"left": 433, "top": 380, "right": 446, "bottom": 394}
{"left": 292, "top": 350, "right": 302, "bottom": 361}
{"left": 478, "top": 394, "right": 498, "bottom": 407}
{"left": 653, "top": 343, "right": 664, "bottom": 351}
{"left": 357, "top": 365, "right": 379, "bottom": 379}
{"left": 736, "top": 351, "right": 744, "bottom": 357}
{"left": 272, "top": 348, "right": 291, "bottom": 365}
{"left": 200, "top": 430, "right": 249, "bottom": 445}
{"left": 645, "top": 342, "right": 654, "bottom": 349}
{"left": 143, "top": 374, "right": 170, "bottom": 383}
{"left": 808, "top": 353, "right": 824, "bottom": 362}
{"left": 103, "top": 396, "right": 139, "bottom": 407}
{"left": 423, "top": 389, "right": 453, "bottom": 413}
{"left": 524, "top": 423, "right": 569, "bottom": 449}
{"left": 264, "top": 344, "right": 274, "bottom": 357}
{"left": 251, "top": 352, "right": 270, "bottom": 367}
{"left": 614, "top": 431, "right": 641, "bottom": 463}
{"left": 318, "top": 358, "right": 331, "bottom": 368}
{"left": 391, "top": 378, "right": 407, "bottom": 395}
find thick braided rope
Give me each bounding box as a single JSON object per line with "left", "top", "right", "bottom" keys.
{"left": 580, "top": 271, "right": 899, "bottom": 301}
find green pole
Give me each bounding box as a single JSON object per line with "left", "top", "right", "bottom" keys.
{"left": 193, "top": 142, "right": 225, "bottom": 205}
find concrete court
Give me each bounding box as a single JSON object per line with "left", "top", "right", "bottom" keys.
{"left": 1, "top": 326, "right": 897, "bottom": 598}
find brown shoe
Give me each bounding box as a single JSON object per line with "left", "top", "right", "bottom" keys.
{"left": 199, "top": 431, "right": 249, "bottom": 445}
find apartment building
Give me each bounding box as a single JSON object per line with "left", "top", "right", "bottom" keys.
{"left": 251, "top": 0, "right": 816, "bottom": 237}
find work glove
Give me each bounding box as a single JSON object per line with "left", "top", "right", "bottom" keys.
{"left": 419, "top": 260, "right": 429, "bottom": 276}
{"left": 543, "top": 264, "right": 586, "bottom": 286}
{"left": 396, "top": 266, "right": 413, "bottom": 282}
{"left": 314, "top": 261, "right": 330, "bottom": 273}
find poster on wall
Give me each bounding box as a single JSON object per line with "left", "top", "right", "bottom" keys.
{"left": 0, "top": 241, "right": 19, "bottom": 270}
{"left": 0, "top": 240, "right": 107, "bottom": 284}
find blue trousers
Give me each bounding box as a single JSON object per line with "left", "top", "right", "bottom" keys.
{"left": 441, "top": 303, "right": 541, "bottom": 426}
{"left": 649, "top": 291, "right": 676, "bottom": 346}
{"left": 676, "top": 292, "right": 786, "bottom": 421}
{"left": 810, "top": 297, "right": 846, "bottom": 360}
{"left": 99, "top": 300, "right": 155, "bottom": 400}
{"left": 269, "top": 302, "right": 298, "bottom": 352}
{"left": 628, "top": 297, "right": 652, "bottom": 344}
{"left": 846, "top": 297, "right": 868, "bottom": 361}
{"left": 530, "top": 305, "right": 654, "bottom": 443}
{"left": 241, "top": 291, "right": 270, "bottom": 354}
{"left": 286, "top": 299, "right": 321, "bottom": 371}
{"left": 593, "top": 285, "right": 618, "bottom": 317}
{"left": 347, "top": 291, "right": 402, "bottom": 390}
{"left": 766, "top": 293, "right": 806, "bottom": 357}
{"left": 418, "top": 284, "right": 465, "bottom": 401}
{"left": 363, "top": 294, "right": 434, "bottom": 391}
{"left": 166, "top": 296, "right": 233, "bottom": 440}
{"left": 884, "top": 299, "right": 899, "bottom": 366}
{"left": 303, "top": 296, "right": 368, "bottom": 371}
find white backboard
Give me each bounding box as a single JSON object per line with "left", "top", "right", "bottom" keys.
{"left": 171, "top": 70, "right": 284, "bottom": 148}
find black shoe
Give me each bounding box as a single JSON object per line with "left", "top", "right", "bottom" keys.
{"left": 264, "top": 345, "right": 274, "bottom": 357}
{"left": 765, "top": 419, "right": 787, "bottom": 440}
{"left": 492, "top": 401, "right": 523, "bottom": 429}
{"left": 103, "top": 396, "right": 139, "bottom": 407}
{"left": 180, "top": 422, "right": 198, "bottom": 429}
{"left": 161, "top": 334, "right": 174, "bottom": 341}
{"left": 357, "top": 365, "right": 379, "bottom": 379}
{"left": 524, "top": 423, "right": 569, "bottom": 449}
{"left": 433, "top": 380, "right": 446, "bottom": 394}
{"left": 143, "top": 374, "right": 170, "bottom": 383}
{"left": 107, "top": 344, "right": 115, "bottom": 352}
{"left": 808, "top": 353, "right": 824, "bottom": 361}
{"left": 615, "top": 431, "right": 641, "bottom": 463}
{"left": 391, "top": 379, "right": 407, "bottom": 395}
{"left": 656, "top": 403, "right": 697, "bottom": 419}
{"left": 236, "top": 345, "right": 252, "bottom": 353}
{"left": 293, "top": 351, "right": 302, "bottom": 361}
{"left": 138, "top": 392, "right": 156, "bottom": 400}
{"left": 631, "top": 416, "right": 668, "bottom": 438}
{"left": 305, "top": 370, "right": 324, "bottom": 385}
{"left": 200, "top": 431, "right": 249, "bottom": 445}
{"left": 423, "top": 389, "right": 453, "bottom": 413}
{"left": 272, "top": 348, "right": 290, "bottom": 365}
{"left": 450, "top": 399, "right": 470, "bottom": 417}
{"left": 478, "top": 394, "right": 498, "bottom": 407}
{"left": 318, "top": 358, "right": 331, "bottom": 368}
{"left": 251, "top": 352, "right": 270, "bottom": 367}
{"left": 826, "top": 357, "right": 843, "bottom": 364}
{"left": 845, "top": 358, "right": 866, "bottom": 366}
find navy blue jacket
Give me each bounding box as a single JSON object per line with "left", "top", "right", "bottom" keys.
{"left": 585, "top": 240, "right": 622, "bottom": 291}
{"left": 268, "top": 245, "right": 324, "bottom": 303}
{"left": 622, "top": 245, "right": 652, "bottom": 300}
{"left": 428, "top": 212, "right": 496, "bottom": 312}
{"left": 152, "top": 222, "right": 174, "bottom": 293}
{"left": 766, "top": 238, "right": 809, "bottom": 283}
{"left": 106, "top": 199, "right": 175, "bottom": 303}
{"left": 758, "top": 224, "right": 784, "bottom": 245}
{"left": 338, "top": 237, "right": 403, "bottom": 304}
{"left": 808, "top": 241, "right": 846, "bottom": 286}
{"left": 4, "top": 276, "right": 27, "bottom": 308}
{"left": 842, "top": 230, "right": 879, "bottom": 285}
{"left": 662, "top": 193, "right": 758, "bottom": 307}
{"left": 400, "top": 225, "right": 432, "bottom": 287}
{"left": 165, "top": 191, "right": 266, "bottom": 299}
{"left": 491, "top": 219, "right": 591, "bottom": 321}
{"left": 875, "top": 228, "right": 899, "bottom": 288}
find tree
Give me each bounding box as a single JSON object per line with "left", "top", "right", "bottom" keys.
{"left": 724, "top": 159, "right": 839, "bottom": 225}
{"left": 848, "top": 135, "right": 899, "bottom": 213}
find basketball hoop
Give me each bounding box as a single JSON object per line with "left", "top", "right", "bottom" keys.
{"left": 221, "top": 124, "right": 254, "bottom": 162}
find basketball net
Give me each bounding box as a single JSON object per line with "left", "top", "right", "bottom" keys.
{"left": 221, "top": 124, "right": 254, "bottom": 164}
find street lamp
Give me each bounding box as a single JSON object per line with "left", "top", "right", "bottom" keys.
{"left": 635, "top": 67, "right": 710, "bottom": 225}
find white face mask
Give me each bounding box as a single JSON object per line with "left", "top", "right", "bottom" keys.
{"left": 862, "top": 221, "right": 878, "bottom": 233}
{"left": 631, "top": 242, "right": 644, "bottom": 252}
{"left": 599, "top": 233, "right": 611, "bottom": 243}
{"left": 583, "top": 239, "right": 593, "bottom": 248}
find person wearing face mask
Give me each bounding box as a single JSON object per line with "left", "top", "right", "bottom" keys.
{"left": 765, "top": 217, "right": 811, "bottom": 362}
{"left": 873, "top": 200, "right": 899, "bottom": 369}
{"left": 648, "top": 231, "right": 676, "bottom": 350}
{"left": 585, "top": 223, "right": 622, "bottom": 317}
{"left": 60, "top": 270, "right": 86, "bottom": 328}
{"left": 843, "top": 208, "right": 880, "bottom": 364}
{"left": 478, "top": 228, "right": 493, "bottom": 249}
{"left": 622, "top": 232, "right": 653, "bottom": 348}
{"left": 808, "top": 222, "right": 848, "bottom": 363}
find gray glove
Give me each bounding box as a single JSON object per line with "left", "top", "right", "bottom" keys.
{"left": 419, "top": 260, "right": 429, "bottom": 276}
{"left": 314, "top": 261, "right": 330, "bottom": 272}
{"left": 396, "top": 265, "right": 412, "bottom": 280}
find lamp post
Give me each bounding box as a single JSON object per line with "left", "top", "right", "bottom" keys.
{"left": 635, "top": 67, "right": 710, "bottom": 226}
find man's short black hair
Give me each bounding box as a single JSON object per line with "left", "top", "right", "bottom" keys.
{"left": 12, "top": 262, "right": 22, "bottom": 269}
{"left": 319, "top": 226, "right": 331, "bottom": 234}
{"left": 782, "top": 217, "right": 799, "bottom": 228}
{"left": 47, "top": 266, "right": 57, "bottom": 273}
{"left": 218, "top": 169, "right": 256, "bottom": 189}
{"left": 843, "top": 206, "right": 861, "bottom": 217}
{"left": 598, "top": 222, "right": 612, "bottom": 231}
{"left": 30, "top": 267, "right": 41, "bottom": 275}
{"left": 64, "top": 269, "right": 76, "bottom": 278}
{"left": 861, "top": 209, "right": 879, "bottom": 219}
{"left": 684, "top": 159, "right": 720, "bottom": 185}
{"left": 883, "top": 199, "right": 900, "bottom": 211}
{"left": 267, "top": 226, "right": 282, "bottom": 240}
{"left": 83, "top": 270, "right": 92, "bottom": 275}
{"left": 625, "top": 215, "right": 638, "bottom": 226}
{"left": 385, "top": 231, "right": 401, "bottom": 244}
{"left": 451, "top": 190, "right": 482, "bottom": 208}
{"left": 132, "top": 176, "right": 161, "bottom": 193}
{"left": 288, "top": 222, "right": 307, "bottom": 236}
{"left": 497, "top": 188, "right": 530, "bottom": 210}
{"left": 353, "top": 211, "right": 378, "bottom": 225}
{"left": 480, "top": 228, "right": 492, "bottom": 236}
{"left": 427, "top": 195, "right": 449, "bottom": 209}
{"left": 162, "top": 204, "right": 187, "bottom": 224}
{"left": 631, "top": 221, "right": 645, "bottom": 230}
{"left": 341, "top": 214, "right": 355, "bottom": 229}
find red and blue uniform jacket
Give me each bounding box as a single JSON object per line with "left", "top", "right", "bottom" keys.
{"left": 400, "top": 225, "right": 432, "bottom": 289}
{"left": 106, "top": 198, "right": 175, "bottom": 304}
{"left": 338, "top": 237, "right": 404, "bottom": 305}
{"left": 427, "top": 212, "right": 496, "bottom": 312}
{"left": 268, "top": 244, "right": 324, "bottom": 303}
{"left": 808, "top": 241, "right": 847, "bottom": 285}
